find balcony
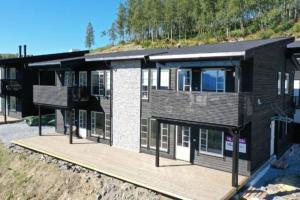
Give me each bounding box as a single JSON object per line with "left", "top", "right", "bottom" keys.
{"left": 150, "top": 90, "right": 253, "bottom": 127}
{"left": 33, "top": 85, "right": 90, "bottom": 108}
{"left": 0, "top": 79, "right": 22, "bottom": 95}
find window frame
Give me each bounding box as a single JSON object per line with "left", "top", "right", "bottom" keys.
{"left": 160, "top": 123, "right": 169, "bottom": 152}
{"left": 149, "top": 119, "right": 157, "bottom": 149}
{"left": 285, "top": 73, "right": 289, "bottom": 94}
{"left": 91, "top": 70, "right": 105, "bottom": 96}
{"left": 141, "top": 69, "right": 149, "bottom": 100}
{"left": 160, "top": 69, "right": 170, "bottom": 90}
{"left": 91, "top": 111, "right": 105, "bottom": 138}
{"left": 9, "top": 96, "right": 17, "bottom": 112}
{"left": 151, "top": 69, "right": 158, "bottom": 90}
{"left": 104, "top": 113, "right": 111, "bottom": 139}
{"left": 64, "top": 71, "right": 75, "bottom": 87}
{"left": 199, "top": 128, "right": 224, "bottom": 157}
{"left": 278, "top": 72, "right": 282, "bottom": 95}
{"left": 105, "top": 70, "right": 111, "bottom": 97}
{"left": 79, "top": 71, "right": 87, "bottom": 87}
{"left": 201, "top": 69, "right": 226, "bottom": 93}
{"left": 177, "top": 69, "right": 192, "bottom": 92}
{"left": 140, "top": 118, "right": 148, "bottom": 148}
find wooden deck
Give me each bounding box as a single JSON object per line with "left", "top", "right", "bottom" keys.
{"left": 13, "top": 135, "right": 248, "bottom": 200}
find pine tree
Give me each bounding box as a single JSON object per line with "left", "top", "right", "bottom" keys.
{"left": 85, "top": 22, "right": 95, "bottom": 49}
{"left": 116, "top": 3, "right": 127, "bottom": 41}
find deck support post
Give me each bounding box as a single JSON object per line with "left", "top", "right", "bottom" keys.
{"left": 69, "top": 109, "right": 73, "bottom": 144}
{"left": 3, "top": 67, "right": 7, "bottom": 124}
{"left": 38, "top": 106, "right": 42, "bottom": 136}
{"left": 232, "top": 129, "right": 240, "bottom": 188}
{"left": 155, "top": 120, "right": 160, "bottom": 167}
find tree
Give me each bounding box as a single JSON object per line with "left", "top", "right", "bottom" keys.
{"left": 85, "top": 22, "right": 95, "bottom": 49}
{"left": 116, "top": 3, "right": 127, "bottom": 41}
{"left": 108, "top": 22, "right": 118, "bottom": 45}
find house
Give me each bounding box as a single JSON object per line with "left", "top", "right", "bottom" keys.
{"left": 29, "top": 37, "right": 296, "bottom": 187}
{"left": 0, "top": 46, "right": 88, "bottom": 122}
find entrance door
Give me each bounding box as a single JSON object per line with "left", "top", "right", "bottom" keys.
{"left": 79, "top": 110, "right": 87, "bottom": 138}
{"left": 176, "top": 126, "right": 191, "bottom": 162}
{"left": 270, "top": 120, "right": 275, "bottom": 156}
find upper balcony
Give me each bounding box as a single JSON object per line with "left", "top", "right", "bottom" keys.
{"left": 33, "top": 85, "right": 90, "bottom": 108}
{"left": 150, "top": 90, "right": 253, "bottom": 127}
{"left": 0, "top": 79, "right": 22, "bottom": 95}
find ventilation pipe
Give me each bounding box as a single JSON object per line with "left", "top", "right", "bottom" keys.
{"left": 23, "top": 45, "right": 27, "bottom": 57}
{"left": 18, "top": 45, "right": 22, "bottom": 58}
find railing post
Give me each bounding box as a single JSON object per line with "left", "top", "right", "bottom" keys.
{"left": 38, "top": 106, "right": 42, "bottom": 136}
{"left": 155, "top": 120, "right": 160, "bottom": 167}
{"left": 69, "top": 109, "right": 73, "bottom": 144}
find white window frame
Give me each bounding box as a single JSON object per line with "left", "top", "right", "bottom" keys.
{"left": 104, "top": 113, "right": 111, "bottom": 139}
{"left": 91, "top": 71, "right": 105, "bottom": 96}
{"left": 176, "top": 125, "right": 191, "bottom": 147}
{"left": 65, "top": 109, "right": 75, "bottom": 127}
{"left": 64, "top": 71, "right": 75, "bottom": 86}
{"left": 160, "top": 69, "right": 170, "bottom": 89}
{"left": 142, "top": 69, "right": 149, "bottom": 99}
{"left": 105, "top": 70, "right": 111, "bottom": 97}
{"left": 140, "top": 118, "right": 148, "bottom": 148}
{"left": 199, "top": 129, "right": 224, "bottom": 157}
{"left": 177, "top": 69, "right": 192, "bottom": 92}
{"left": 278, "top": 72, "right": 282, "bottom": 95}
{"left": 151, "top": 69, "right": 157, "bottom": 90}
{"left": 79, "top": 71, "right": 87, "bottom": 86}
{"left": 160, "top": 123, "right": 169, "bottom": 152}
{"left": 285, "top": 73, "right": 289, "bottom": 94}
{"left": 149, "top": 119, "right": 157, "bottom": 149}
{"left": 91, "top": 111, "right": 105, "bottom": 138}
{"left": 201, "top": 69, "right": 226, "bottom": 93}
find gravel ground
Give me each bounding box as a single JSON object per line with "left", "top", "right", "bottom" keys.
{"left": 0, "top": 121, "right": 55, "bottom": 146}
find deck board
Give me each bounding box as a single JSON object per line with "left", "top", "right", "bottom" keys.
{"left": 13, "top": 135, "right": 248, "bottom": 200}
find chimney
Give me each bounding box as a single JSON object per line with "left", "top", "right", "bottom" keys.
{"left": 18, "top": 45, "right": 22, "bottom": 58}
{"left": 23, "top": 45, "right": 27, "bottom": 57}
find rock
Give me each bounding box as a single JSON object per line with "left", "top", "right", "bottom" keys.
{"left": 96, "top": 194, "right": 102, "bottom": 200}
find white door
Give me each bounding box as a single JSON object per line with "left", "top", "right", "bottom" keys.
{"left": 79, "top": 71, "right": 87, "bottom": 86}
{"left": 270, "top": 120, "right": 275, "bottom": 156}
{"left": 176, "top": 126, "right": 191, "bottom": 162}
{"left": 79, "top": 110, "right": 87, "bottom": 138}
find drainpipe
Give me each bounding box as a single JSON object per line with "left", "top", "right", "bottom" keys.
{"left": 230, "top": 127, "right": 240, "bottom": 188}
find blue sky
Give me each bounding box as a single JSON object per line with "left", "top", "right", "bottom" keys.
{"left": 0, "top": 0, "right": 121, "bottom": 55}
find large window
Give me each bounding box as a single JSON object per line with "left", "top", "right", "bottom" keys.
{"left": 64, "top": 71, "right": 75, "bottom": 86}
{"left": 202, "top": 69, "right": 225, "bottom": 92}
{"left": 151, "top": 69, "right": 157, "bottom": 89}
{"left": 177, "top": 69, "right": 191, "bottom": 91}
{"left": 160, "top": 69, "right": 169, "bottom": 89}
{"left": 141, "top": 118, "right": 148, "bottom": 147}
{"left": 79, "top": 71, "right": 87, "bottom": 86}
{"left": 65, "top": 109, "right": 75, "bottom": 126}
{"left": 278, "top": 72, "right": 282, "bottom": 95}
{"left": 91, "top": 71, "right": 105, "bottom": 96}
{"left": 199, "top": 129, "right": 224, "bottom": 157}
{"left": 9, "top": 68, "right": 16, "bottom": 79}
{"left": 91, "top": 112, "right": 105, "bottom": 138}
{"left": 285, "top": 73, "right": 289, "bottom": 94}
{"left": 149, "top": 119, "right": 157, "bottom": 149}
{"left": 142, "top": 69, "right": 149, "bottom": 99}
{"left": 9, "top": 96, "right": 16, "bottom": 112}
{"left": 160, "top": 123, "right": 169, "bottom": 152}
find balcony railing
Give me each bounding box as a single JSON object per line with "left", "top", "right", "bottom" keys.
{"left": 0, "top": 79, "right": 22, "bottom": 95}
{"left": 33, "top": 85, "right": 90, "bottom": 108}
{"left": 150, "top": 90, "right": 253, "bottom": 127}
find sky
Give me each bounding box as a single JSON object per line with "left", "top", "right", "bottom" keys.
{"left": 0, "top": 0, "right": 121, "bottom": 55}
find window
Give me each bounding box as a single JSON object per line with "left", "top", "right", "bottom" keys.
{"left": 278, "top": 72, "right": 282, "bottom": 95}
{"left": 65, "top": 109, "right": 75, "bottom": 126}
{"left": 142, "top": 69, "right": 149, "bottom": 99}
{"left": 149, "top": 119, "right": 157, "bottom": 149}
{"left": 0, "top": 67, "right": 4, "bottom": 80}
{"left": 176, "top": 126, "right": 190, "bottom": 147}
{"left": 285, "top": 73, "right": 289, "bottom": 94}
{"left": 105, "top": 70, "right": 111, "bottom": 96}
{"left": 202, "top": 69, "right": 225, "bottom": 92}
{"left": 9, "top": 96, "right": 16, "bottom": 112}
{"left": 160, "top": 69, "right": 169, "bottom": 89}
{"left": 141, "top": 119, "right": 148, "bottom": 147}
{"left": 151, "top": 69, "right": 157, "bottom": 89}
{"left": 160, "top": 123, "right": 169, "bottom": 152}
{"left": 8, "top": 68, "right": 16, "bottom": 79}
{"left": 178, "top": 69, "right": 191, "bottom": 91}
{"left": 199, "top": 129, "right": 224, "bottom": 157}
{"left": 91, "top": 71, "right": 105, "bottom": 96}
{"left": 91, "top": 112, "right": 105, "bottom": 138}
{"left": 105, "top": 114, "right": 111, "bottom": 139}
{"left": 64, "top": 71, "right": 75, "bottom": 86}
{"left": 79, "top": 71, "right": 87, "bottom": 86}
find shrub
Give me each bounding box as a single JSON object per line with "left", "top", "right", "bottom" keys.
{"left": 230, "top": 29, "right": 245, "bottom": 38}
{"left": 293, "top": 22, "right": 300, "bottom": 33}
{"left": 258, "top": 29, "right": 275, "bottom": 39}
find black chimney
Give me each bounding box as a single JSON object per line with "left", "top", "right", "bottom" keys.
{"left": 23, "top": 45, "right": 27, "bottom": 57}
{"left": 18, "top": 45, "right": 22, "bottom": 58}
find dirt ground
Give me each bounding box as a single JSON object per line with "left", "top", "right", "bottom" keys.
{"left": 0, "top": 143, "right": 171, "bottom": 200}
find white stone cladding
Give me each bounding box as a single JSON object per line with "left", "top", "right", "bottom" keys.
{"left": 111, "top": 60, "right": 141, "bottom": 152}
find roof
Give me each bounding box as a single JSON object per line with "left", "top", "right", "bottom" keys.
{"left": 287, "top": 41, "right": 300, "bottom": 49}
{"left": 28, "top": 56, "right": 85, "bottom": 67}
{"left": 85, "top": 48, "right": 168, "bottom": 61}
{"left": 149, "top": 37, "right": 294, "bottom": 61}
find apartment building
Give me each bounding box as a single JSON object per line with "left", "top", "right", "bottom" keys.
{"left": 30, "top": 38, "right": 296, "bottom": 181}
